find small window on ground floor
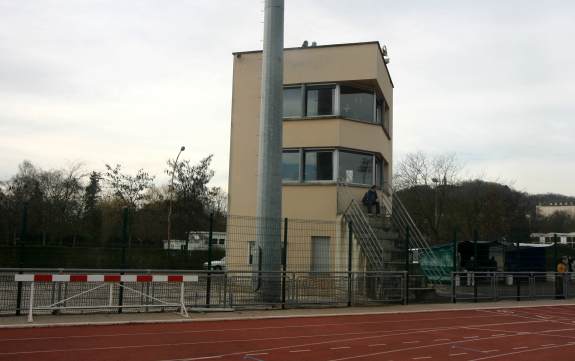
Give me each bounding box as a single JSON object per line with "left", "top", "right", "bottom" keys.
{"left": 311, "top": 236, "right": 331, "bottom": 273}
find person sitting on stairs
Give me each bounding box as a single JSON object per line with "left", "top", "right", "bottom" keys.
{"left": 362, "top": 185, "right": 380, "bottom": 216}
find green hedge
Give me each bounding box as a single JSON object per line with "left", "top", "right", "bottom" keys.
{"left": 0, "top": 246, "right": 224, "bottom": 270}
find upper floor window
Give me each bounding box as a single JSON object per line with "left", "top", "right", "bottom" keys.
{"left": 306, "top": 85, "right": 335, "bottom": 116}
{"left": 283, "top": 87, "right": 303, "bottom": 118}
{"left": 340, "top": 86, "right": 375, "bottom": 123}
{"left": 377, "top": 98, "right": 390, "bottom": 133}
{"left": 282, "top": 83, "right": 390, "bottom": 136}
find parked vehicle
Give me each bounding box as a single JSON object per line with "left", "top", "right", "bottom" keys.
{"left": 203, "top": 257, "right": 226, "bottom": 271}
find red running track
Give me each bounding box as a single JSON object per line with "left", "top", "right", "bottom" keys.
{"left": 2, "top": 305, "right": 575, "bottom": 361}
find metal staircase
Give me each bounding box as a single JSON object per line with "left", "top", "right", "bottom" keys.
{"left": 379, "top": 184, "right": 451, "bottom": 284}
{"left": 337, "top": 182, "right": 450, "bottom": 284}
{"left": 337, "top": 182, "right": 400, "bottom": 271}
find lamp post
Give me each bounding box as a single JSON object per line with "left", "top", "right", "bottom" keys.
{"left": 167, "top": 146, "right": 185, "bottom": 248}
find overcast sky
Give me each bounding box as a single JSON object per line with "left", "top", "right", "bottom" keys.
{"left": 1, "top": 0, "right": 573, "bottom": 196}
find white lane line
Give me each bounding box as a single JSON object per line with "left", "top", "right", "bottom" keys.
{"left": 6, "top": 319, "right": 544, "bottom": 358}
{"left": 450, "top": 353, "right": 467, "bottom": 356}
{"left": 162, "top": 318, "right": 575, "bottom": 361}
{"left": 466, "top": 342, "right": 575, "bottom": 360}
{"left": 491, "top": 334, "right": 506, "bottom": 337}
{"left": 434, "top": 338, "right": 450, "bottom": 341}
{"left": 368, "top": 343, "right": 387, "bottom": 347}
{"left": 412, "top": 357, "right": 431, "bottom": 360}
{"left": 512, "top": 346, "right": 528, "bottom": 350}
{"left": 403, "top": 341, "right": 421, "bottom": 344}
{"left": 245, "top": 353, "right": 268, "bottom": 356}
{"left": 463, "top": 336, "right": 479, "bottom": 339}
{"left": 289, "top": 349, "right": 310, "bottom": 353}
{"left": 0, "top": 313, "right": 505, "bottom": 342}
{"left": 481, "top": 349, "right": 499, "bottom": 353}
{"left": 330, "top": 346, "right": 350, "bottom": 350}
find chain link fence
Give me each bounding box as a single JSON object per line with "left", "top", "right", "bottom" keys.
{"left": 451, "top": 271, "right": 575, "bottom": 302}
{"left": 0, "top": 269, "right": 407, "bottom": 316}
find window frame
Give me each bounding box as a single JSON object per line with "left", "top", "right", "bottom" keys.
{"left": 337, "top": 149, "right": 377, "bottom": 187}
{"left": 281, "top": 147, "right": 387, "bottom": 187}
{"left": 281, "top": 148, "right": 303, "bottom": 183}
{"left": 282, "top": 85, "right": 304, "bottom": 119}
{"left": 302, "top": 148, "right": 335, "bottom": 183}
{"left": 339, "top": 84, "right": 378, "bottom": 124}
{"left": 281, "top": 82, "right": 391, "bottom": 138}
{"left": 305, "top": 84, "right": 337, "bottom": 117}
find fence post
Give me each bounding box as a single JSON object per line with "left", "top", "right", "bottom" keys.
{"left": 282, "top": 217, "right": 288, "bottom": 309}
{"left": 452, "top": 229, "right": 457, "bottom": 272}
{"left": 554, "top": 234, "right": 558, "bottom": 268}
{"left": 516, "top": 241, "right": 521, "bottom": 301}
{"left": 347, "top": 221, "right": 353, "bottom": 307}
{"left": 27, "top": 281, "right": 35, "bottom": 323}
{"left": 473, "top": 229, "right": 478, "bottom": 303}
{"left": 15, "top": 202, "right": 28, "bottom": 316}
{"left": 564, "top": 271, "right": 569, "bottom": 299}
{"left": 206, "top": 213, "right": 213, "bottom": 308}
{"left": 452, "top": 228, "right": 457, "bottom": 304}
{"left": 118, "top": 207, "right": 128, "bottom": 314}
{"left": 404, "top": 226, "right": 410, "bottom": 305}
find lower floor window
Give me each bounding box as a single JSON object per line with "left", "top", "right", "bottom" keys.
{"left": 282, "top": 148, "right": 385, "bottom": 187}
{"left": 304, "top": 150, "right": 333, "bottom": 181}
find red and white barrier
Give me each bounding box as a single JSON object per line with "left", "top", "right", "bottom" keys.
{"left": 15, "top": 274, "right": 198, "bottom": 283}
{"left": 15, "top": 273, "right": 198, "bottom": 322}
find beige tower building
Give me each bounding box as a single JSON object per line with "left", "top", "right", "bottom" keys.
{"left": 227, "top": 41, "right": 394, "bottom": 272}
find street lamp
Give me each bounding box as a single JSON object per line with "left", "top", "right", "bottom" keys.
{"left": 167, "top": 146, "right": 185, "bottom": 248}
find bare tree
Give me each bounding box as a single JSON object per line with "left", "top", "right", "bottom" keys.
{"left": 104, "top": 164, "right": 155, "bottom": 208}
{"left": 394, "top": 151, "right": 462, "bottom": 190}
{"left": 394, "top": 151, "right": 463, "bottom": 242}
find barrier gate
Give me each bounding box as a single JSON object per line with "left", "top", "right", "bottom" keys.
{"left": 15, "top": 273, "right": 198, "bottom": 322}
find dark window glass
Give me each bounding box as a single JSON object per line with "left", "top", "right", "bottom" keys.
{"left": 338, "top": 151, "right": 373, "bottom": 185}
{"left": 381, "top": 99, "right": 390, "bottom": 132}
{"left": 282, "top": 151, "right": 300, "bottom": 181}
{"left": 340, "top": 86, "right": 375, "bottom": 122}
{"left": 304, "top": 151, "right": 333, "bottom": 181}
{"left": 283, "top": 87, "right": 302, "bottom": 117}
{"left": 376, "top": 99, "right": 383, "bottom": 125}
{"left": 306, "top": 86, "right": 334, "bottom": 116}
{"left": 375, "top": 158, "right": 383, "bottom": 188}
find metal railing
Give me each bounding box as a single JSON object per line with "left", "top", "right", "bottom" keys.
{"left": 337, "top": 182, "right": 385, "bottom": 270}
{"left": 0, "top": 269, "right": 408, "bottom": 317}
{"left": 379, "top": 185, "right": 449, "bottom": 284}
{"left": 451, "top": 271, "right": 575, "bottom": 302}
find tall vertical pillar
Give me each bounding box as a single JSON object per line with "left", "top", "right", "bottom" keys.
{"left": 255, "top": 0, "right": 284, "bottom": 302}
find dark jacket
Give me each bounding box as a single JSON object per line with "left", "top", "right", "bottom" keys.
{"left": 362, "top": 189, "right": 378, "bottom": 205}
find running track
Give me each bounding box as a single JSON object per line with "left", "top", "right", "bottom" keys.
{"left": 2, "top": 305, "right": 575, "bottom": 361}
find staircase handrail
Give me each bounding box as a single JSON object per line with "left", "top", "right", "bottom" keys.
{"left": 379, "top": 184, "right": 450, "bottom": 283}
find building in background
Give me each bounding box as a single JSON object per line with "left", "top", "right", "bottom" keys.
{"left": 163, "top": 231, "right": 226, "bottom": 251}
{"left": 227, "top": 41, "right": 394, "bottom": 272}
{"left": 536, "top": 202, "right": 575, "bottom": 218}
